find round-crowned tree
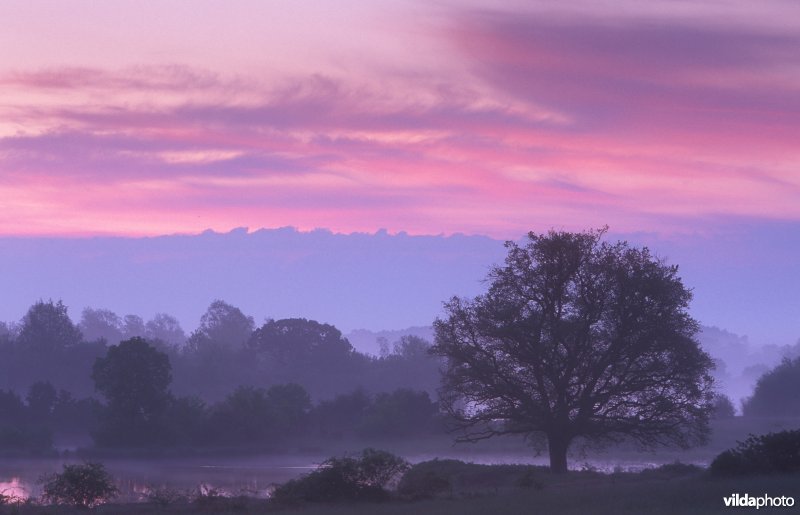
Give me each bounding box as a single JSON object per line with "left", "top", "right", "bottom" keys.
{"left": 92, "top": 337, "right": 172, "bottom": 446}
{"left": 742, "top": 357, "right": 800, "bottom": 417}
{"left": 431, "top": 228, "right": 714, "bottom": 473}
{"left": 18, "top": 300, "right": 82, "bottom": 352}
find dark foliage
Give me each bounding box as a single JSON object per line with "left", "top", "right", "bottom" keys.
{"left": 0, "top": 390, "right": 26, "bottom": 426}
{"left": 710, "top": 430, "right": 800, "bottom": 476}
{"left": 188, "top": 300, "right": 254, "bottom": 351}
{"left": 0, "top": 388, "right": 53, "bottom": 451}
{"left": 365, "top": 336, "right": 442, "bottom": 396}
{"left": 204, "top": 383, "right": 311, "bottom": 445}
{"left": 265, "top": 383, "right": 312, "bottom": 434}
{"left": 358, "top": 389, "right": 440, "bottom": 437}
{"left": 0, "top": 299, "right": 449, "bottom": 449}
{"left": 248, "top": 318, "right": 365, "bottom": 399}
{"left": 271, "top": 449, "right": 408, "bottom": 503}
{"left": 742, "top": 357, "right": 800, "bottom": 417}
{"left": 0, "top": 301, "right": 104, "bottom": 397}
{"left": 17, "top": 300, "right": 82, "bottom": 352}
{"left": 161, "top": 395, "right": 208, "bottom": 446}
{"left": 207, "top": 385, "right": 272, "bottom": 443}
{"left": 0, "top": 425, "right": 52, "bottom": 452}
{"left": 712, "top": 393, "right": 736, "bottom": 419}
{"left": 79, "top": 308, "right": 124, "bottom": 345}
{"left": 26, "top": 381, "right": 58, "bottom": 423}
{"left": 145, "top": 313, "right": 187, "bottom": 347}
{"left": 92, "top": 337, "right": 172, "bottom": 447}
{"left": 311, "top": 388, "right": 372, "bottom": 438}
{"left": 41, "top": 462, "right": 118, "bottom": 508}
{"left": 431, "top": 228, "right": 714, "bottom": 472}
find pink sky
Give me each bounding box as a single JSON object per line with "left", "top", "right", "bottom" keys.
{"left": 1, "top": 0, "right": 799, "bottom": 238}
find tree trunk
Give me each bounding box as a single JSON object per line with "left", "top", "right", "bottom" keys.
{"left": 547, "top": 432, "right": 571, "bottom": 473}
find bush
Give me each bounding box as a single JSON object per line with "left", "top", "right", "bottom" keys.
{"left": 710, "top": 430, "right": 800, "bottom": 476}
{"left": 40, "top": 462, "right": 118, "bottom": 508}
{"left": 271, "top": 448, "right": 408, "bottom": 503}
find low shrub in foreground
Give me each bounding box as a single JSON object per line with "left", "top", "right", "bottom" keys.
{"left": 710, "top": 429, "right": 800, "bottom": 475}
{"left": 271, "top": 448, "right": 409, "bottom": 503}
{"left": 40, "top": 461, "right": 118, "bottom": 508}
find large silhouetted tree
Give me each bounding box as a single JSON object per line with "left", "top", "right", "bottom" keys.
{"left": 431, "top": 229, "right": 714, "bottom": 473}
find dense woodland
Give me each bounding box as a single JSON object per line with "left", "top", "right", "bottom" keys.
{"left": 0, "top": 298, "right": 796, "bottom": 455}
{"left": 0, "top": 299, "right": 444, "bottom": 451}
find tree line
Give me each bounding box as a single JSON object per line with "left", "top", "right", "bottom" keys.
{"left": 0, "top": 228, "right": 796, "bottom": 472}
{"left": 0, "top": 338, "right": 443, "bottom": 451}
{"left": 0, "top": 299, "right": 442, "bottom": 400}
{"left": 0, "top": 300, "right": 445, "bottom": 451}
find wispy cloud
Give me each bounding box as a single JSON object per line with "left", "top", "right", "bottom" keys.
{"left": 0, "top": 2, "right": 798, "bottom": 237}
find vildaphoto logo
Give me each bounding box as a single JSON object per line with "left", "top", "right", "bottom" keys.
{"left": 723, "top": 493, "right": 795, "bottom": 509}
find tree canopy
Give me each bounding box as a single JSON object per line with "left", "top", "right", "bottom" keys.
{"left": 92, "top": 337, "right": 172, "bottom": 446}
{"left": 188, "top": 300, "right": 254, "bottom": 351}
{"left": 431, "top": 228, "right": 714, "bottom": 472}
{"left": 17, "top": 300, "right": 82, "bottom": 352}
{"left": 742, "top": 357, "right": 800, "bottom": 417}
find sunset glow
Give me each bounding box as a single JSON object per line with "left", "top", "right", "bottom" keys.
{"left": 1, "top": 1, "right": 799, "bottom": 238}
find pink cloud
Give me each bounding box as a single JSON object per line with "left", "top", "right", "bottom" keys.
{"left": 0, "top": 4, "right": 798, "bottom": 238}
{"left": 451, "top": 12, "right": 800, "bottom": 153}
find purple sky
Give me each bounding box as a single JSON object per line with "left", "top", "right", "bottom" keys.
{"left": 0, "top": 2, "right": 798, "bottom": 344}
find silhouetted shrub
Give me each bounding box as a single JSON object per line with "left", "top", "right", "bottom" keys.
{"left": 40, "top": 462, "right": 118, "bottom": 508}
{"left": 710, "top": 430, "right": 800, "bottom": 475}
{"left": 271, "top": 448, "right": 408, "bottom": 503}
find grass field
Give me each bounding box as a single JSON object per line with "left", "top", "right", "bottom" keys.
{"left": 5, "top": 464, "right": 798, "bottom": 515}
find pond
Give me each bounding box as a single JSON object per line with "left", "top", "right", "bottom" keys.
{"left": 0, "top": 455, "right": 319, "bottom": 502}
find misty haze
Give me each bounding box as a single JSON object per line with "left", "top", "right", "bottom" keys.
{"left": 1, "top": 1, "right": 799, "bottom": 513}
